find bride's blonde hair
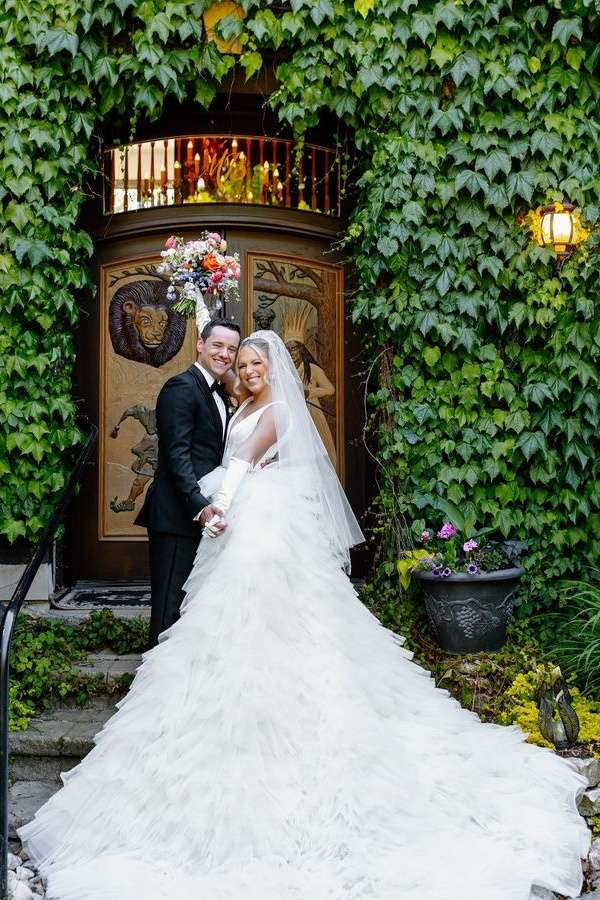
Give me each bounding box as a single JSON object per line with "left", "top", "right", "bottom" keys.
{"left": 234, "top": 337, "right": 271, "bottom": 394}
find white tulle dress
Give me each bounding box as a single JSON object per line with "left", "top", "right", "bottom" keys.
{"left": 19, "top": 401, "right": 590, "bottom": 900}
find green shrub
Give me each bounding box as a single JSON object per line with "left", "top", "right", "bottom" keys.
{"left": 546, "top": 570, "right": 600, "bottom": 699}
{"left": 8, "top": 611, "right": 149, "bottom": 730}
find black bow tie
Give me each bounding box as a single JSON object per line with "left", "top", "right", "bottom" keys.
{"left": 211, "top": 381, "right": 228, "bottom": 401}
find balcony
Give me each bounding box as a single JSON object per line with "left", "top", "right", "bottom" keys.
{"left": 103, "top": 135, "right": 341, "bottom": 218}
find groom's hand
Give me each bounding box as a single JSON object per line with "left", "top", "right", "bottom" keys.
{"left": 199, "top": 504, "right": 224, "bottom": 527}
{"left": 199, "top": 504, "right": 227, "bottom": 537}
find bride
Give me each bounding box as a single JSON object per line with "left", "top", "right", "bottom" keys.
{"left": 20, "top": 331, "right": 589, "bottom": 900}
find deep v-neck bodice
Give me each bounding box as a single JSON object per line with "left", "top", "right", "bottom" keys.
{"left": 223, "top": 399, "right": 278, "bottom": 466}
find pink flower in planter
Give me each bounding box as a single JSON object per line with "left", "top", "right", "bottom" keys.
{"left": 463, "top": 539, "right": 478, "bottom": 552}
{"left": 421, "top": 530, "right": 431, "bottom": 543}
{"left": 437, "top": 522, "right": 457, "bottom": 540}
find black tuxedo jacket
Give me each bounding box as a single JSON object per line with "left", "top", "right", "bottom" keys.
{"left": 135, "top": 365, "right": 228, "bottom": 537}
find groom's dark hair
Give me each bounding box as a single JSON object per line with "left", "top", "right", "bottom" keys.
{"left": 200, "top": 318, "right": 241, "bottom": 341}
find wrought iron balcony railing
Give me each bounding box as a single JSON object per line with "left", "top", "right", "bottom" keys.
{"left": 103, "top": 135, "right": 341, "bottom": 217}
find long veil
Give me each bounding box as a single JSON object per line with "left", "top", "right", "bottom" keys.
{"left": 246, "top": 330, "right": 364, "bottom": 569}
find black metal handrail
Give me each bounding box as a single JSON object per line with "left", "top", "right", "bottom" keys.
{"left": 0, "top": 419, "right": 97, "bottom": 900}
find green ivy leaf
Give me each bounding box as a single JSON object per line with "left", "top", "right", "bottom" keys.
{"left": 37, "top": 29, "right": 79, "bottom": 58}
{"left": 354, "top": 0, "right": 374, "bottom": 17}
{"left": 13, "top": 239, "right": 52, "bottom": 266}
{"left": 241, "top": 51, "right": 263, "bottom": 79}
{"left": 506, "top": 170, "right": 535, "bottom": 202}
{"left": 377, "top": 236, "right": 398, "bottom": 257}
{"left": 450, "top": 51, "right": 480, "bottom": 87}
{"left": 551, "top": 18, "right": 583, "bottom": 46}
{"left": 423, "top": 346, "right": 441, "bottom": 367}
{"left": 566, "top": 46, "right": 585, "bottom": 70}
{"left": 530, "top": 130, "right": 562, "bottom": 159}
{"left": 477, "top": 149, "right": 511, "bottom": 179}
{"left": 516, "top": 430, "right": 547, "bottom": 460}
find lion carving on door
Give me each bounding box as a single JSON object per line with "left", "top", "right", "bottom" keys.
{"left": 109, "top": 279, "right": 186, "bottom": 368}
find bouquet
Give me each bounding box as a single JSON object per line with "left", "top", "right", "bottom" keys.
{"left": 156, "top": 233, "right": 241, "bottom": 332}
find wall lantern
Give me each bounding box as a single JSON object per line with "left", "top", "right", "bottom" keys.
{"left": 528, "top": 200, "right": 589, "bottom": 271}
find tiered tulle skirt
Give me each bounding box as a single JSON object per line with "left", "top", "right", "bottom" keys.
{"left": 19, "top": 468, "right": 590, "bottom": 898}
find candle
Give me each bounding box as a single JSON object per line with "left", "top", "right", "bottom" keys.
{"left": 160, "top": 166, "right": 167, "bottom": 190}
{"left": 174, "top": 161, "right": 181, "bottom": 185}
{"left": 194, "top": 153, "right": 201, "bottom": 176}
{"left": 186, "top": 140, "right": 193, "bottom": 167}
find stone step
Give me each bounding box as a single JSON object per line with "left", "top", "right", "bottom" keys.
{"left": 74, "top": 650, "right": 142, "bottom": 684}
{"left": 10, "top": 698, "right": 117, "bottom": 785}
{"left": 9, "top": 780, "right": 58, "bottom": 840}
{"left": 23, "top": 600, "right": 150, "bottom": 626}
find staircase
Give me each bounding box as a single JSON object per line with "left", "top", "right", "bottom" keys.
{"left": 9, "top": 609, "right": 143, "bottom": 842}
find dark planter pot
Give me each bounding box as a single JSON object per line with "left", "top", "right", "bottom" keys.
{"left": 413, "top": 567, "right": 525, "bottom": 654}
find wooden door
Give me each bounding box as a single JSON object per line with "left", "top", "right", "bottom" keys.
{"left": 68, "top": 221, "right": 366, "bottom": 583}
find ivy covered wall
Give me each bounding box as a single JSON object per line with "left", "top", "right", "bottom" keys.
{"left": 1, "top": 0, "right": 600, "bottom": 614}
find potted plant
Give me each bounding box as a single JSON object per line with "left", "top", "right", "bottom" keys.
{"left": 399, "top": 502, "right": 525, "bottom": 654}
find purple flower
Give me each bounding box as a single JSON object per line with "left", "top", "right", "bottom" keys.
{"left": 467, "top": 563, "right": 479, "bottom": 576}
{"left": 441, "top": 567, "right": 453, "bottom": 578}
{"left": 437, "top": 522, "right": 457, "bottom": 540}
{"left": 463, "top": 539, "right": 478, "bottom": 553}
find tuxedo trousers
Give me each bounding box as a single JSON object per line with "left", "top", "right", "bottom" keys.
{"left": 147, "top": 531, "right": 201, "bottom": 648}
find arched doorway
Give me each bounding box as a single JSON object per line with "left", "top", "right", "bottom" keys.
{"left": 66, "top": 136, "right": 368, "bottom": 585}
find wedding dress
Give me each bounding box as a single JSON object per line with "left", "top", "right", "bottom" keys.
{"left": 20, "top": 332, "right": 589, "bottom": 900}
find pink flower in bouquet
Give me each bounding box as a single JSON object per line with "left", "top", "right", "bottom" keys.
{"left": 164, "top": 235, "right": 178, "bottom": 250}
{"left": 207, "top": 232, "right": 222, "bottom": 244}
{"left": 463, "top": 539, "right": 478, "bottom": 553}
{"left": 211, "top": 271, "right": 224, "bottom": 285}
{"left": 437, "top": 522, "right": 457, "bottom": 540}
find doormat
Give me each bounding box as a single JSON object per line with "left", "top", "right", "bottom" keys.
{"left": 53, "top": 582, "right": 151, "bottom": 610}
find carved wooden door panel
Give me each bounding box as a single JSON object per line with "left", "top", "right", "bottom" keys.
{"left": 69, "top": 226, "right": 364, "bottom": 583}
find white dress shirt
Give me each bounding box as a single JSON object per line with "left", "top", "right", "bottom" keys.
{"left": 194, "top": 362, "right": 226, "bottom": 436}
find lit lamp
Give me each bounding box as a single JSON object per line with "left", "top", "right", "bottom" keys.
{"left": 530, "top": 200, "right": 589, "bottom": 271}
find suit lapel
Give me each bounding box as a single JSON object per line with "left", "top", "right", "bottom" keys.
{"left": 188, "top": 365, "right": 225, "bottom": 448}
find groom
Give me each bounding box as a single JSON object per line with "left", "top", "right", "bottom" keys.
{"left": 136, "top": 319, "right": 241, "bottom": 647}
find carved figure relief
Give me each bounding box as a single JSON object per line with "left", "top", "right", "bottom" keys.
{"left": 108, "top": 278, "right": 186, "bottom": 368}
{"left": 246, "top": 253, "right": 344, "bottom": 476}
{"left": 100, "top": 259, "right": 196, "bottom": 540}
{"left": 109, "top": 404, "right": 158, "bottom": 514}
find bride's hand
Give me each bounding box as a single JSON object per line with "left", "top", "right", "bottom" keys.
{"left": 200, "top": 505, "right": 228, "bottom": 538}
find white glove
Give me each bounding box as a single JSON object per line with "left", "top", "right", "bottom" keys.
{"left": 195, "top": 291, "right": 211, "bottom": 334}
{"left": 203, "top": 512, "right": 223, "bottom": 539}
{"left": 212, "top": 457, "right": 251, "bottom": 514}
